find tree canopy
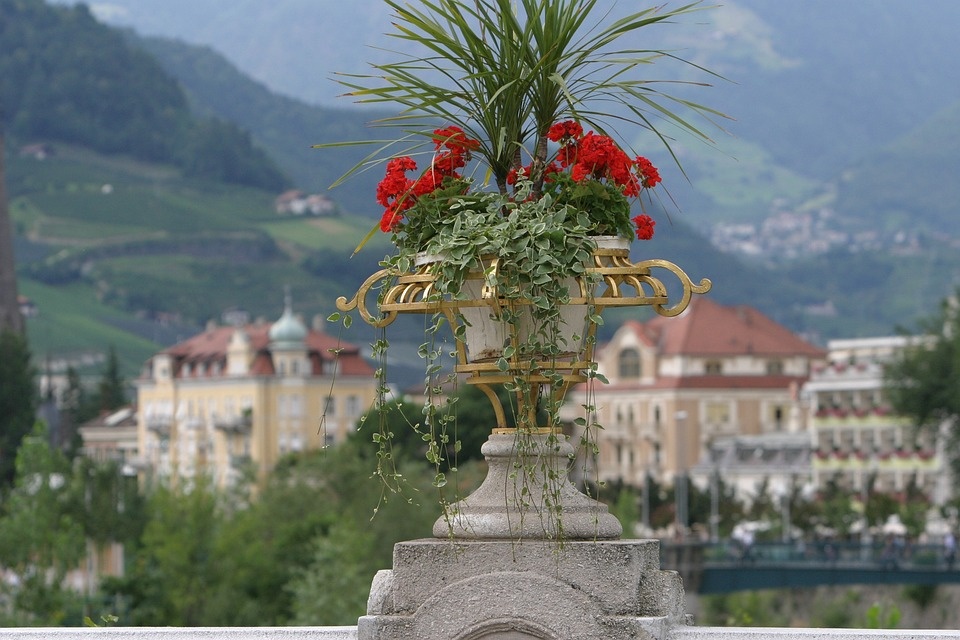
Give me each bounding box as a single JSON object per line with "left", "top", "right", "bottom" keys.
{"left": 0, "top": 330, "right": 37, "bottom": 485}
{"left": 885, "top": 289, "right": 960, "bottom": 478}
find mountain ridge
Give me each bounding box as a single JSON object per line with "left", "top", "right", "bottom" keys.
{"left": 7, "top": 0, "right": 960, "bottom": 381}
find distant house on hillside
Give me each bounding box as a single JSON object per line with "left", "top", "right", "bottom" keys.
{"left": 17, "top": 294, "right": 37, "bottom": 318}
{"left": 19, "top": 142, "right": 56, "bottom": 160}
{"left": 274, "top": 190, "right": 338, "bottom": 216}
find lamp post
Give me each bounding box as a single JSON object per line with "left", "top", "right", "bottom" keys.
{"left": 675, "top": 410, "right": 689, "bottom": 536}
{"left": 710, "top": 467, "right": 720, "bottom": 543}
{"left": 772, "top": 480, "right": 791, "bottom": 543}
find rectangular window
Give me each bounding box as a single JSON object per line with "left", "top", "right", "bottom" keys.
{"left": 346, "top": 395, "right": 361, "bottom": 418}
{"left": 324, "top": 396, "right": 337, "bottom": 417}
{"left": 770, "top": 405, "right": 785, "bottom": 430}
{"left": 706, "top": 402, "right": 730, "bottom": 424}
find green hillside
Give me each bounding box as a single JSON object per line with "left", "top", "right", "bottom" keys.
{"left": 131, "top": 34, "right": 395, "bottom": 217}
{"left": 834, "top": 101, "right": 960, "bottom": 237}
{"left": 6, "top": 0, "right": 960, "bottom": 385}
{"left": 0, "top": 0, "right": 289, "bottom": 192}
{"left": 7, "top": 145, "right": 389, "bottom": 376}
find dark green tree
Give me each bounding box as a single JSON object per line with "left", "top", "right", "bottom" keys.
{"left": 96, "top": 346, "right": 126, "bottom": 413}
{"left": 288, "top": 520, "right": 377, "bottom": 625}
{"left": 109, "top": 478, "right": 222, "bottom": 626}
{"left": 70, "top": 457, "right": 146, "bottom": 549}
{"left": 62, "top": 365, "right": 98, "bottom": 431}
{"left": 885, "top": 290, "right": 960, "bottom": 481}
{"left": 0, "top": 330, "right": 37, "bottom": 485}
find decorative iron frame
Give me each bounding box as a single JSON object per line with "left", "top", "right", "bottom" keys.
{"left": 337, "top": 243, "right": 711, "bottom": 429}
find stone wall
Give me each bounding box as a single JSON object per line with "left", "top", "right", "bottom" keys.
{"left": 0, "top": 626, "right": 959, "bottom": 640}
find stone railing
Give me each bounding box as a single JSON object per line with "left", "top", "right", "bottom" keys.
{"left": 1, "top": 626, "right": 959, "bottom": 640}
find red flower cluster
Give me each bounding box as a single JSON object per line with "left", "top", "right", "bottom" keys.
{"left": 507, "top": 120, "right": 662, "bottom": 239}
{"left": 632, "top": 214, "right": 656, "bottom": 240}
{"left": 549, "top": 120, "right": 661, "bottom": 196}
{"left": 546, "top": 120, "right": 584, "bottom": 143}
{"left": 635, "top": 156, "right": 661, "bottom": 189}
{"left": 376, "top": 126, "right": 479, "bottom": 232}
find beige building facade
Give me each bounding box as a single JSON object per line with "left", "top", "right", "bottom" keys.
{"left": 567, "top": 298, "right": 826, "bottom": 487}
{"left": 135, "top": 301, "right": 376, "bottom": 487}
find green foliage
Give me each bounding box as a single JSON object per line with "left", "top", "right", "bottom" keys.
{"left": 134, "top": 33, "right": 395, "bottom": 215}
{"left": 178, "top": 116, "right": 288, "bottom": 191}
{"left": 808, "top": 589, "right": 860, "bottom": 628}
{"left": 836, "top": 102, "right": 960, "bottom": 239}
{"left": 885, "top": 288, "right": 960, "bottom": 483}
{"left": 863, "top": 601, "right": 902, "bottom": 629}
{"left": 98, "top": 442, "right": 441, "bottom": 626}
{"left": 701, "top": 590, "right": 790, "bottom": 627}
{"left": 115, "top": 478, "right": 223, "bottom": 626}
{"left": 0, "top": 330, "right": 38, "bottom": 485}
{"left": 865, "top": 491, "right": 900, "bottom": 529}
{"left": 902, "top": 584, "right": 938, "bottom": 611}
{"left": 0, "top": 425, "right": 86, "bottom": 625}
{"left": 83, "top": 613, "right": 119, "bottom": 627}
{"left": 70, "top": 458, "right": 146, "bottom": 547}
{"left": 96, "top": 346, "right": 127, "bottom": 413}
{"left": 610, "top": 487, "right": 639, "bottom": 535}
{"left": 0, "top": 0, "right": 187, "bottom": 160}
{"left": 330, "top": 0, "right": 721, "bottom": 193}
{"left": 817, "top": 479, "right": 860, "bottom": 537}
{"left": 287, "top": 521, "right": 378, "bottom": 625}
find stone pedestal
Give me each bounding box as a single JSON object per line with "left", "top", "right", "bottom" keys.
{"left": 433, "top": 432, "right": 623, "bottom": 540}
{"left": 358, "top": 538, "right": 687, "bottom": 640}
{"left": 358, "top": 433, "right": 688, "bottom": 639}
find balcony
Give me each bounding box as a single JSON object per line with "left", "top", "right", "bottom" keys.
{"left": 230, "top": 454, "right": 253, "bottom": 469}
{"left": 812, "top": 407, "right": 901, "bottom": 429}
{"left": 145, "top": 415, "right": 172, "bottom": 438}
{"left": 812, "top": 448, "right": 940, "bottom": 471}
{"left": 214, "top": 411, "right": 253, "bottom": 435}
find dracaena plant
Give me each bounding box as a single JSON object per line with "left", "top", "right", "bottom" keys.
{"left": 326, "top": 0, "right": 724, "bottom": 253}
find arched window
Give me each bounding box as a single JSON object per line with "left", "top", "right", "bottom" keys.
{"left": 618, "top": 348, "right": 641, "bottom": 378}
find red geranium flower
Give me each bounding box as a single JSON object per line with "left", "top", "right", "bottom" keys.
{"left": 547, "top": 120, "right": 584, "bottom": 143}
{"left": 432, "top": 126, "right": 480, "bottom": 153}
{"left": 635, "top": 156, "right": 661, "bottom": 188}
{"left": 632, "top": 214, "right": 656, "bottom": 240}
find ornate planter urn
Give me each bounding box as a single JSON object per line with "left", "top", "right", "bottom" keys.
{"left": 338, "top": 241, "right": 710, "bottom": 537}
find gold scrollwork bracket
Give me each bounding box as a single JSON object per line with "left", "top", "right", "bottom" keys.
{"left": 631, "top": 258, "right": 712, "bottom": 318}
{"left": 336, "top": 256, "right": 711, "bottom": 327}
{"left": 335, "top": 267, "right": 400, "bottom": 328}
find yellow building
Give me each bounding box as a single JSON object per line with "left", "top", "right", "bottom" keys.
{"left": 135, "top": 300, "right": 376, "bottom": 487}
{"left": 804, "top": 337, "right": 949, "bottom": 502}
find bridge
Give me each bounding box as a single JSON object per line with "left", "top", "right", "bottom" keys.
{"left": 660, "top": 541, "right": 960, "bottom": 594}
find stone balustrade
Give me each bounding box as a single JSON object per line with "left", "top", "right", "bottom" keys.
{"left": 1, "top": 626, "right": 959, "bottom": 639}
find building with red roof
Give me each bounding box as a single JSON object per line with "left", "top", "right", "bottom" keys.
{"left": 135, "top": 297, "right": 376, "bottom": 487}
{"left": 565, "top": 297, "right": 826, "bottom": 492}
